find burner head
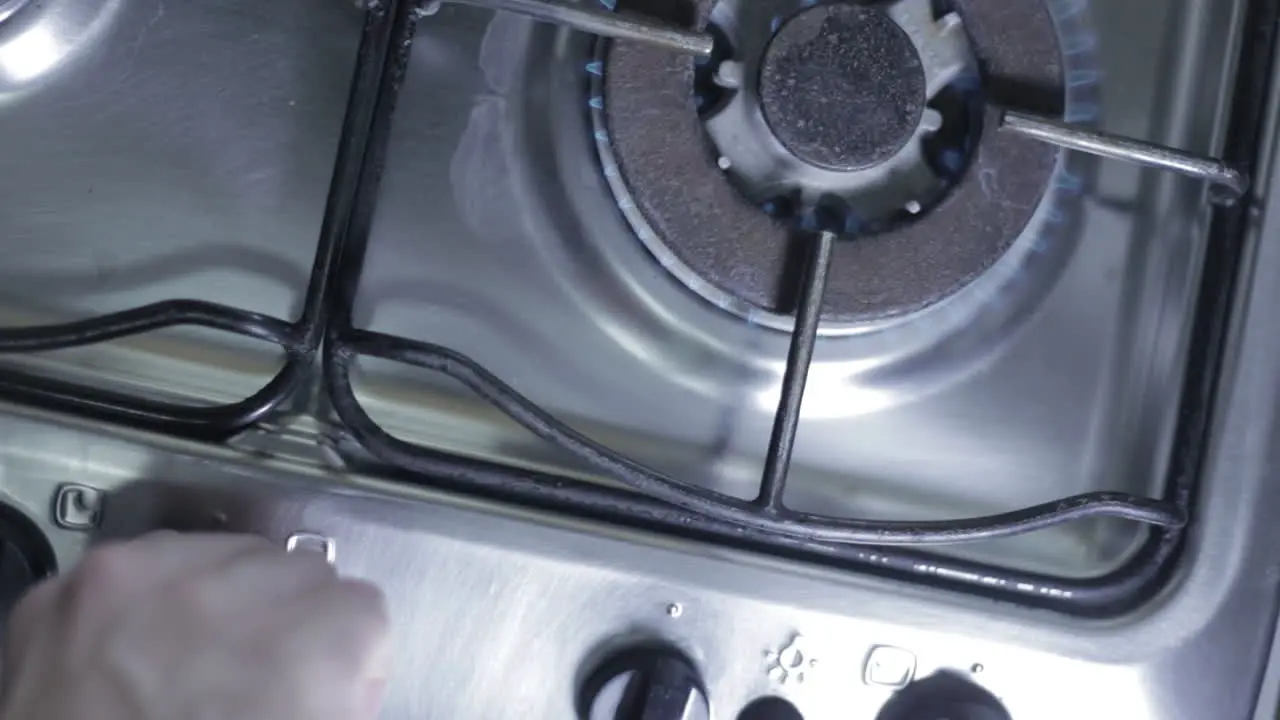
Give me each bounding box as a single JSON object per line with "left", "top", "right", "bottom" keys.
{"left": 760, "top": 4, "right": 926, "bottom": 172}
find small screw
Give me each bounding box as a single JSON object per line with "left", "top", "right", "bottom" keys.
{"left": 666, "top": 603, "right": 684, "bottom": 618}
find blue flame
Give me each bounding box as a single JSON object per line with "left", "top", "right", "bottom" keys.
{"left": 1065, "top": 103, "right": 1097, "bottom": 122}
{"left": 940, "top": 149, "right": 965, "bottom": 177}
{"left": 843, "top": 213, "right": 863, "bottom": 235}
{"left": 1067, "top": 69, "right": 1099, "bottom": 87}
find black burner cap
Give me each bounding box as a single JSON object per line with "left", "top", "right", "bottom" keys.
{"left": 760, "top": 4, "right": 926, "bottom": 171}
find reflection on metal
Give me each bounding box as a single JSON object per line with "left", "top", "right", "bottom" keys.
{"left": 445, "top": 0, "right": 714, "bottom": 56}
{"left": 1002, "top": 109, "right": 1249, "bottom": 203}
{"left": 285, "top": 531, "right": 337, "bottom": 565}
{"left": 0, "top": 0, "right": 124, "bottom": 94}
{"left": 0, "top": 26, "right": 57, "bottom": 82}
{"left": 0, "top": 0, "right": 27, "bottom": 24}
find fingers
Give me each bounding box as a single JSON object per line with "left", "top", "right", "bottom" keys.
{"left": 317, "top": 579, "right": 392, "bottom": 720}
{"left": 116, "top": 531, "right": 278, "bottom": 581}
{"left": 358, "top": 677, "right": 390, "bottom": 720}
{"left": 11, "top": 533, "right": 286, "bottom": 632}
{"left": 74, "top": 532, "right": 268, "bottom": 595}
{"left": 1, "top": 531, "right": 394, "bottom": 720}
{"left": 172, "top": 544, "right": 337, "bottom": 612}
{"left": 341, "top": 579, "right": 392, "bottom": 682}
{"left": 6, "top": 574, "right": 63, "bottom": 654}
{"left": 282, "top": 577, "right": 390, "bottom": 680}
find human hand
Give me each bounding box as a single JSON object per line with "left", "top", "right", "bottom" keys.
{"left": 0, "top": 532, "right": 390, "bottom": 720}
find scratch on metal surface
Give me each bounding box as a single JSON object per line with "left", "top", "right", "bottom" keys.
{"left": 133, "top": 0, "right": 166, "bottom": 57}
{"left": 977, "top": 167, "right": 998, "bottom": 199}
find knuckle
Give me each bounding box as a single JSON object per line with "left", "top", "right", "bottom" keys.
{"left": 169, "top": 573, "right": 225, "bottom": 616}
{"left": 67, "top": 543, "right": 134, "bottom": 598}
{"left": 339, "top": 579, "right": 390, "bottom": 640}
{"left": 8, "top": 577, "right": 58, "bottom": 635}
{"left": 343, "top": 579, "right": 388, "bottom": 618}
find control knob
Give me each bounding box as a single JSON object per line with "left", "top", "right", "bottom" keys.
{"left": 581, "top": 646, "right": 709, "bottom": 720}
{"left": 876, "top": 671, "right": 1011, "bottom": 720}
{"left": 0, "top": 503, "right": 56, "bottom": 649}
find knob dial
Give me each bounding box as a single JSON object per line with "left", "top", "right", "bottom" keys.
{"left": 0, "top": 503, "right": 56, "bottom": 644}
{"left": 582, "top": 646, "right": 709, "bottom": 720}
{"left": 876, "top": 671, "right": 1011, "bottom": 720}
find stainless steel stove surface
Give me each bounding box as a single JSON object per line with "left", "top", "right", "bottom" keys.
{"left": 1, "top": 0, "right": 1279, "bottom": 717}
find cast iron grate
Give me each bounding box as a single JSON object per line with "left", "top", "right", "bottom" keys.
{"left": 0, "top": 0, "right": 1274, "bottom": 615}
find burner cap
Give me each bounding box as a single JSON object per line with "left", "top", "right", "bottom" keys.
{"left": 760, "top": 4, "right": 926, "bottom": 171}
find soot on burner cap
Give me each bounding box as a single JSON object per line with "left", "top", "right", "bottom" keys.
{"left": 760, "top": 4, "right": 927, "bottom": 171}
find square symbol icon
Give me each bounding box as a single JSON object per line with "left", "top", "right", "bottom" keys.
{"left": 864, "top": 646, "right": 917, "bottom": 688}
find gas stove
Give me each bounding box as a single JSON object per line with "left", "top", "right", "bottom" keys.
{"left": 1, "top": 0, "right": 1279, "bottom": 717}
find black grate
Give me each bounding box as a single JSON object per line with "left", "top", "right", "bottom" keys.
{"left": 1, "top": 0, "right": 1275, "bottom": 615}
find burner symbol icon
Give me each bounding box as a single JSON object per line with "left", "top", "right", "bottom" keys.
{"left": 765, "top": 634, "right": 817, "bottom": 684}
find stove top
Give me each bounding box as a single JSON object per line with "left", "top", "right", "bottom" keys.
{"left": 350, "top": 0, "right": 1217, "bottom": 578}
{"left": 0, "top": 0, "right": 1278, "bottom": 717}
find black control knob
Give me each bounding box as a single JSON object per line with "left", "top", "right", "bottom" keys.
{"left": 0, "top": 503, "right": 56, "bottom": 641}
{"left": 876, "top": 671, "right": 1011, "bottom": 720}
{"left": 580, "top": 646, "right": 709, "bottom": 720}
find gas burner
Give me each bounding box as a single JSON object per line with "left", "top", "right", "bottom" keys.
{"left": 698, "top": 0, "right": 974, "bottom": 230}
{"left": 593, "top": 0, "right": 1070, "bottom": 329}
